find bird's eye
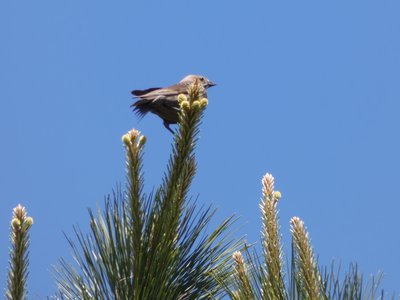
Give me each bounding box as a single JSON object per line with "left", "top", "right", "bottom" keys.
{"left": 200, "top": 77, "right": 204, "bottom": 81}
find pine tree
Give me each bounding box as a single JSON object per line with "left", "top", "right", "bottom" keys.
{"left": 54, "top": 82, "right": 241, "bottom": 299}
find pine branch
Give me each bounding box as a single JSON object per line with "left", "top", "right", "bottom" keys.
{"left": 260, "top": 173, "right": 286, "bottom": 300}
{"left": 232, "top": 251, "right": 255, "bottom": 300}
{"left": 6, "top": 204, "right": 34, "bottom": 300}
{"left": 122, "top": 128, "right": 146, "bottom": 293}
{"left": 290, "top": 216, "right": 321, "bottom": 300}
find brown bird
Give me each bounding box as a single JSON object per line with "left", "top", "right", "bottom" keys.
{"left": 131, "top": 75, "right": 216, "bottom": 133}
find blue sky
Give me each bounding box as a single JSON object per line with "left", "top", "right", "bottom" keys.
{"left": 1, "top": 1, "right": 400, "bottom": 298}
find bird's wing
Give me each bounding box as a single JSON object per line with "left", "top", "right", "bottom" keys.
{"left": 135, "top": 87, "right": 183, "bottom": 100}
{"left": 165, "top": 83, "right": 188, "bottom": 94}
{"left": 131, "top": 82, "right": 188, "bottom": 98}
{"left": 151, "top": 95, "right": 180, "bottom": 110}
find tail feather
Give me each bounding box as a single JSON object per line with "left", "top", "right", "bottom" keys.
{"left": 131, "top": 87, "right": 162, "bottom": 96}
{"left": 131, "top": 99, "right": 151, "bottom": 120}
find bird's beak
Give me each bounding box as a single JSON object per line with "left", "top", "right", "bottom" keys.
{"left": 207, "top": 81, "right": 216, "bottom": 88}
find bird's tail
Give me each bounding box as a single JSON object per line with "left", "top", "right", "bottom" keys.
{"left": 131, "top": 87, "right": 162, "bottom": 96}
{"left": 131, "top": 99, "right": 152, "bottom": 120}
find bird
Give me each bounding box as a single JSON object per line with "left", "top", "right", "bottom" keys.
{"left": 131, "top": 75, "right": 216, "bottom": 133}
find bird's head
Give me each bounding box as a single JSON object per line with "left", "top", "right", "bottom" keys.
{"left": 180, "top": 75, "right": 216, "bottom": 89}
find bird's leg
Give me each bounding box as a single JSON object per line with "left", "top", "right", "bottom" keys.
{"left": 163, "top": 120, "right": 175, "bottom": 134}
